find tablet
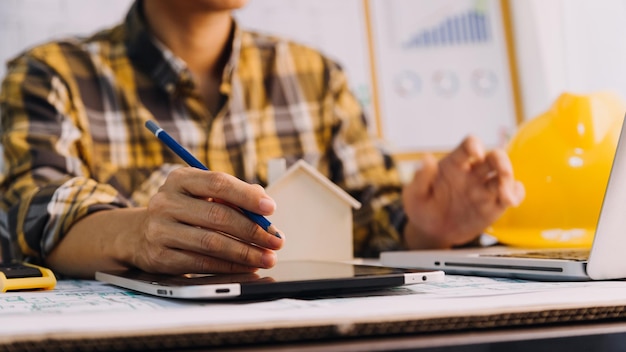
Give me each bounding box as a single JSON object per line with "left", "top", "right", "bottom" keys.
{"left": 95, "top": 260, "right": 444, "bottom": 300}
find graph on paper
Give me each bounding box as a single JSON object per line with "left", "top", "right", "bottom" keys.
{"left": 403, "top": 6, "right": 491, "bottom": 48}
{"left": 369, "top": 0, "right": 517, "bottom": 152}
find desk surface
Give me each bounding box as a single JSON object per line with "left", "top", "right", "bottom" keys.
{"left": 2, "top": 274, "right": 626, "bottom": 351}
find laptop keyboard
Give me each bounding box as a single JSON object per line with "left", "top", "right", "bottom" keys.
{"left": 481, "top": 249, "right": 590, "bottom": 262}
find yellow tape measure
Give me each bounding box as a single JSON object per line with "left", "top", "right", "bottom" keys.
{"left": 0, "top": 263, "right": 57, "bottom": 292}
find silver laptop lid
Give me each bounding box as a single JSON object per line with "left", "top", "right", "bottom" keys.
{"left": 587, "top": 114, "right": 626, "bottom": 280}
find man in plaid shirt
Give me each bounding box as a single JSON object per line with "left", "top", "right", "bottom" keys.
{"left": 0, "top": 0, "right": 524, "bottom": 278}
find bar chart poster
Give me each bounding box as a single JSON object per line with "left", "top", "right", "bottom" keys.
{"left": 368, "top": 0, "right": 518, "bottom": 154}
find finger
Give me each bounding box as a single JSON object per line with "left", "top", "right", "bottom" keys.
{"left": 444, "top": 135, "right": 486, "bottom": 168}
{"left": 485, "top": 149, "right": 514, "bottom": 179}
{"left": 472, "top": 148, "right": 511, "bottom": 182}
{"left": 484, "top": 150, "right": 523, "bottom": 206}
{"left": 486, "top": 150, "right": 515, "bottom": 202}
{"left": 483, "top": 177, "right": 514, "bottom": 208}
{"left": 140, "top": 212, "right": 277, "bottom": 273}
{"left": 155, "top": 192, "right": 283, "bottom": 250}
{"left": 471, "top": 160, "right": 496, "bottom": 181}
{"left": 183, "top": 199, "right": 284, "bottom": 249}
{"left": 160, "top": 222, "right": 278, "bottom": 269}
{"left": 212, "top": 184, "right": 268, "bottom": 210}
{"left": 483, "top": 176, "right": 524, "bottom": 208}
{"left": 511, "top": 180, "right": 526, "bottom": 207}
{"left": 408, "top": 153, "right": 438, "bottom": 198}
{"left": 142, "top": 245, "right": 263, "bottom": 275}
{"left": 163, "top": 167, "right": 276, "bottom": 216}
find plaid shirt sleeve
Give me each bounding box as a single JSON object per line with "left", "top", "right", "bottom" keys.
{"left": 322, "top": 58, "right": 408, "bottom": 257}
{"left": 0, "top": 50, "right": 131, "bottom": 263}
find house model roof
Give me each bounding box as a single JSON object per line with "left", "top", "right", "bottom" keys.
{"left": 266, "top": 159, "right": 362, "bottom": 209}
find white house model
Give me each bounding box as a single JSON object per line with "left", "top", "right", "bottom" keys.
{"left": 265, "top": 159, "right": 362, "bottom": 262}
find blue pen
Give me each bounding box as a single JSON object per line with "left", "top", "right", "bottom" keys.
{"left": 145, "top": 120, "right": 282, "bottom": 239}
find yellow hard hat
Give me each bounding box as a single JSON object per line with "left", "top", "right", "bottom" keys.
{"left": 487, "top": 92, "right": 626, "bottom": 248}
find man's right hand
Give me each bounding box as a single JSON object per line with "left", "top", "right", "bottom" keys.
{"left": 47, "top": 167, "right": 284, "bottom": 278}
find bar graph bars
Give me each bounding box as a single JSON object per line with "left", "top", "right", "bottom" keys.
{"left": 404, "top": 9, "right": 490, "bottom": 48}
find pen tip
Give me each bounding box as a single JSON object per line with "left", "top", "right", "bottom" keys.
{"left": 268, "top": 225, "right": 282, "bottom": 239}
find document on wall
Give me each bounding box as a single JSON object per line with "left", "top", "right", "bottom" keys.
{"left": 368, "top": 0, "right": 518, "bottom": 153}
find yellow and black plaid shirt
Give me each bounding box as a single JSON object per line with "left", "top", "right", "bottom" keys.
{"left": 0, "top": 1, "right": 406, "bottom": 263}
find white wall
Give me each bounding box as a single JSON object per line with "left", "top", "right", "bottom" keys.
{"left": 0, "top": 0, "right": 133, "bottom": 79}
{"left": 2, "top": 0, "right": 626, "bottom": 174}
{"left": 510, "top": 0, "right": 626, "bottom": 120}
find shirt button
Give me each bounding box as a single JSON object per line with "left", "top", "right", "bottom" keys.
{"left": 165, "top": 83, "right": 175, "bottom": 94}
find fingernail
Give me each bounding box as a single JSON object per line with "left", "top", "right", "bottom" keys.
{"left": 261, "top": 251, "right": 277, "bottom": 268}
{"left": 259, "top": 198, "right": 276, "bottom": 213}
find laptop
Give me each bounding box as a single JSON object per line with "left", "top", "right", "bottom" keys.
{"left": 95, "top": 260, "right": 444, "bottom": 300}
{"left": 381, "top": 115, "right": 626, "bottom": 282}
